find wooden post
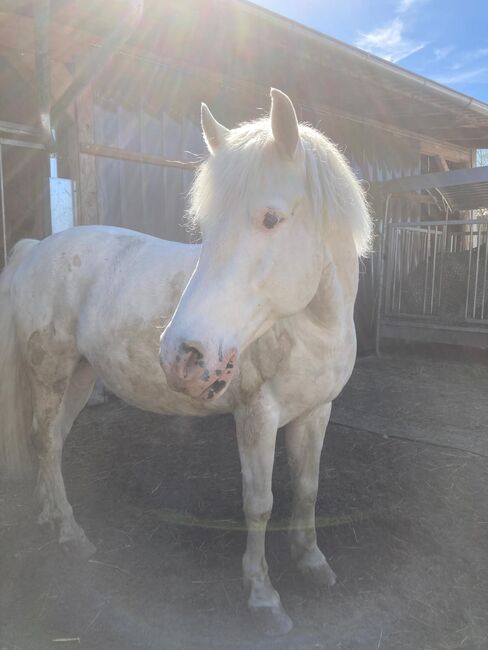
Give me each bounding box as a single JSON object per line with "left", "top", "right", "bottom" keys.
{"left": 74, "top": 82, "right": 98, "bottom": 225}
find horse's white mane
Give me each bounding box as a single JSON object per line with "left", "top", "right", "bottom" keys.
{"left": 188, "top": 118, "right": 372, "bottom": 257}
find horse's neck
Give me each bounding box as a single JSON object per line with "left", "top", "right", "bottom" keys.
{"left": 305, "top": 235, "right": 359, "bottom": 334}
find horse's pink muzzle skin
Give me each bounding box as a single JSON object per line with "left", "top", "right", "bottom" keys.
{"left": 160, "top": 339, "right": 238, "bottom": 400}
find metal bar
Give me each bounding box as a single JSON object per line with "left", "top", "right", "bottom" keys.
{"left": 79, "top": 143, "right": 199, "bottom": 171}
{"left": 473, "top": 229, "right": 481, "bottom": 318}
{"left": 391, "top": 226, "right": 399, "bottom": 313}
{"left": 393, "top": 226, "right": 443, "bottom": 234}
{"left": 375, "top": 193, "right": 391, "bottom": 355}
{"left": 481, "top": 227, "right": 488, "bottom": 320}
{"left": 385, "top": 320, "right": 488, "bottom": 337}
{"left": 378, "top": 165, "right": 488, "bottom": 195}
{"left": 406, "top": 228, "right": 412, "bottom": 275}
{"left": 397, "top": 223, "right": 408, "bottom": 313}
{"left": 430, "top": 225, "right": 438, "bottom": 314}
{"left": 437, "top": 223, "right": 447, "bottom": 312}
{"left": 422, "top": 227, "right": 431, "bottom": 314}
{"left": 389, "top": 223, "right": 398, "bottom": 313}
{"left": 395, "top": 219, "right": 488, "bottom": 227}
{"left": 465, "top": 226, "right": 473, "bottom": 319}
{"left": 384, "top": 222, "right": 395, "bottom": 315}
{"left": 0, "top": 145, "right": 6, "bottom": 266}
{"left": 396, "top": 227, "right": 402, "bottom": 312}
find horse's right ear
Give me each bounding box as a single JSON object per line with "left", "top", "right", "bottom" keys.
{"left": 201, "top": 104, "right": 229, "bottom": 155}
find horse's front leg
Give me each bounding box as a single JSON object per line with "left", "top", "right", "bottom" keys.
{"left": 285, "top": 403, "right": 337, "bottom": 587}
{"left": 234, "top": 396, "right": 293, "bottom": 636}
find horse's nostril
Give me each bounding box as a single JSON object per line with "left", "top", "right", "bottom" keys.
{"left": 180, "top": 343, "right": 204, "bottom": 361}
{"left": 178, "top": 343, "right": 205, "bottom": 380}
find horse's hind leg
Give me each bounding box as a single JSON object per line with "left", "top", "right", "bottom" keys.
{"left": 284, "top": 403, "right": 337, "bottom": 587}
{"left": 32, "top": 356, "right": 97, "bottom": 558}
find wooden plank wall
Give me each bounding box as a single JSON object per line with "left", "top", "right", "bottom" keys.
{"left": 92, "top": 95, "right": 204, "bottom": 242}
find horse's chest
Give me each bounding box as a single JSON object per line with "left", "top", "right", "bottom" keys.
{"left": 270, "top": 328, "right": 356, "bottom": 425}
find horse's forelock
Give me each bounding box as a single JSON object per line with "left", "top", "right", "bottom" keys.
{"left": 187, "top": 119, "right": 275, "bottom": 230}
{"left": 187, "top": 120, "right": 372, "bottom": 257}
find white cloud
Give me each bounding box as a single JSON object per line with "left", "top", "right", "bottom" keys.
{"left": 434, "top": 45, "right": 455, "bottom": 61}
{"left": 398, "top": 0, "right": 428, "bottom": 13}
{"left": 355, "top": 18, "right": 426, "bottom": 63}
{"left": 434, "top": 67, "right": 488, "bottom": 84}
{"left": 452, "top": 47, "right": 488, "bottom": 70}
{"left": 451, "top": 47, "right": 488, "bottom": 70}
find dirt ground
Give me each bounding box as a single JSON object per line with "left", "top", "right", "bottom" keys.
{"left": 1, "top": 350, "right": 487, "bottom": 650}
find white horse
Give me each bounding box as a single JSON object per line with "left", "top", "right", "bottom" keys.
{"left": 0, "top": 89, "right": 370, "bottom": 635}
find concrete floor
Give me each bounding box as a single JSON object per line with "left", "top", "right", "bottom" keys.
{"left": 1, "top": 351, "right": 487, "bottom": 649}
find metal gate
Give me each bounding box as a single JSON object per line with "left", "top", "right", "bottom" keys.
{"left": 380, "top": 218, "right": 488, "bottom": 348}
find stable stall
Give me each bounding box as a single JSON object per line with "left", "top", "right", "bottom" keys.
{"left": 376, "top": 166, "right": 488, "bottom": 350}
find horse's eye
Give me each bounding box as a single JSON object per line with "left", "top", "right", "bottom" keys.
{"left": 263, "top": 211, "right": 280, "bottom": 229}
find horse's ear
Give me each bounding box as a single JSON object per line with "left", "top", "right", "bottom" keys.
{"left": 270, "top": 88, "right": 302, "bottom": 160}
{"left": 201, "top": 103, "right": 229, "bottom": 155}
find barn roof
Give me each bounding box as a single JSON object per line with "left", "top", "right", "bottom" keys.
{"left": 3, "top": 0, "right": 488, "bottom": 151}
{"left": 240, "top": 0, "right": 488, "bottom": 150}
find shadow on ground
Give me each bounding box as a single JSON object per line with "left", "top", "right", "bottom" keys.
{"left": 1, "top": 352, "right": 487, "bottom": 649}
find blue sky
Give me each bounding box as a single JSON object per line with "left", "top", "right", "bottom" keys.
{"left": 253, "top": 0, "right": 488, "bottom": 103}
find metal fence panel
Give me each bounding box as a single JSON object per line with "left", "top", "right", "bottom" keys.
{"left": 385, "top": 219, "right": 488, "bottom": 325}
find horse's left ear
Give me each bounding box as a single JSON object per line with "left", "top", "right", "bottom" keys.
{"left": 201, "top": 103, "right": 229, "bottom": 155}
{"left": 270, "top": 88, "right": 302, "bottom": 160}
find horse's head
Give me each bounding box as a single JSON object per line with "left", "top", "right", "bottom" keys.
{"left": 160, "top": 89, "right": 370, "bottom": 400}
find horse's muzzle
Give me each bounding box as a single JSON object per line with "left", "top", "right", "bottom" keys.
{"left": 159, "top": 339, "right": 237, "bottom": 400}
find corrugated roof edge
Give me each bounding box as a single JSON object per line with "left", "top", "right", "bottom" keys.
{"left": 240, "top": 0, "right": 488, "bottom": 121}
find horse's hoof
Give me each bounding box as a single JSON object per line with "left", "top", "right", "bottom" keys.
{"left": 300, "top": 561, "right": 337, "bottom": 587}
{"left": 61, "top": 535, "right": 97, "bottom": 560}
{"left": 250, "top": 602, "right": 293, "bottom": 636}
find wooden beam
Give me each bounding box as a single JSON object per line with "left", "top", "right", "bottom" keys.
{"left": 419, "top": 139, "right": 471, "bottom": 164}
{"left": 433, "top": 155, "right": 449, "bottom": 172}
{"left": 79, "top": 143, "right": 199, "bottom": 170}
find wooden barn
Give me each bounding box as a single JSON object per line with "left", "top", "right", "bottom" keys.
{"left": 1, "top": 0, "right": 488, "bottom": 349}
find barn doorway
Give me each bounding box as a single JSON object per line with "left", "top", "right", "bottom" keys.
{"left": 0, "top": 50, "right": 51, "bottom": 268}
{"left": 0, "top": 130, "right": 49, "bottom": 268}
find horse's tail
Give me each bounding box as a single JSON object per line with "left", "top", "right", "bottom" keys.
{"left": 0, "top": 239, "right": 39, "bottom": 480}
